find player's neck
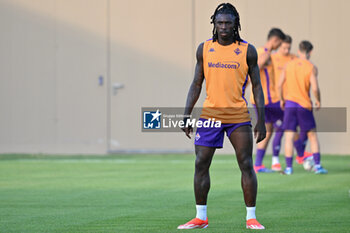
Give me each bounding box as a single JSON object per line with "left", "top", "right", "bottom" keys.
{"left": 299, "top": 54, "right": 309, "bottom": 60}
{"left": 217, "top": 37, "right": 235, "bottom": 46}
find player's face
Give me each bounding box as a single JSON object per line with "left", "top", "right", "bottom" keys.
{"left": 215, "top": 14, "right": 236, "bottom": 40}
{"left": 279, "top": 42, "right": 291, "bottom": 56}
{"left": 271, "top": 37, "right": 283, "bottom": 50}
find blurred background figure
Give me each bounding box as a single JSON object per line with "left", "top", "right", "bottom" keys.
{"left": 279, "top": 40, "right": 328, "bottom": 175}
{"left": 250, "top": 28, "right": 285, "bottom": 173}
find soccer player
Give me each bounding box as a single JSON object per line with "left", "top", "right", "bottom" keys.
{"left": 279, "top": 40, "right": 328, "bottom": 175}
{"left": 251, "top": 28, "right": 286, "bottom": 173}
{"left": 272, "top": 35, "right": 312, "bottom": 166}
{"left": 269, "top": 35, "right": 295, "bottom": 170}
{"left": 178, "top": 3, "right": 266, "bottom": 230}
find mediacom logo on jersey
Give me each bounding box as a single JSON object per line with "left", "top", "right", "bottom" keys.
{"left": 208, "top": 61, "right": 240, "bottom": 69}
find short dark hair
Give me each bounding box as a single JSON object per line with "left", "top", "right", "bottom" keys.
{"left": 299, "top": 40, "right": 313, "bottom": 53}
{"left": 283, "top": 35, "right": 292, "bottom": 44}
{"left": 267, "top": 28, "right": 286, "bottom": 40}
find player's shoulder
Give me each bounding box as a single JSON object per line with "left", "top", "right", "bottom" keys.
{"left": 286, "top": 57, "right": 299, "bottom": 69}
{"left": 246, "top": 43, "right": 258, "bottom": 59}
{"left": 200, "top": 38, "right": 213, "bottom": 52}
{"left": 245, "top": 41, "right": 256, "bottom": 51}
{"left": 203, "top": 38, "right": 213, "bottom": 46}
{"left": 198, "top": 41, "right": 205, "bottom": 49}
{"left": 311, "top": 63, "right": 318, "bottom": 74}
{"left": 196, "top": 42, "right": 206, "bottom": 61}
{"left": 307, "top": 60, "right": 316, "bottom": 67}
{"left": 303, "top": 60, "right": 317, "bottom": 75}
{"left": 304, "top": 59, "right": 316, "bottom": 70}
{"left": 238, "top": 39, "right": 249, "bottom": 47}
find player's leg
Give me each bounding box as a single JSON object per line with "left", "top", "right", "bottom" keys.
{"left": 271, "top": 102, "right": 285, "bottom": 171}
{"left": 228, "top": 125, "right": 265, "bottom": 229}
{"left": 229, "top": 125, "right": 256, "bottom": 206}
{"left": 194, "top": 145, "right": 216, "bottom": 205}
{"left": 253, "top": 105, "right": 272, "bottom": 173}
{"left": 294, "top": 131, "right": 308, "bottom": 156}
{"left": 298, "top": 107, "right": 327, "bottom": 174}
{"left": 271, "top": 123, "right": 283, "bottom": 171}
{"left": 282, "top": 101, "right": 299, "bottom": 174}
{"left": 254, "top": 122, "right": 273, "bottom": 173}
{"left": 307, "top": 130, "right": 327, "bottom": 174}
{"left": 178, "top": 118, "right": 224, "bottom": 229}
{"left": 294, "top": 131, "right": 311, "bottom": 164}
{"left": 272, "top": 125, "right": 283, "bottom": 157}
{"left": 177, "top": 145, "right": 214, "bottom": 229}
{"left": 307, "top": 130, "right": 319, "bottom": 154}
{"left": 284, "top": 130, "right": 295, "bottom": 174}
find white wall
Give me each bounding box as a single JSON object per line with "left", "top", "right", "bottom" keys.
{"left": 0, "top": 0, "right": 108, "bottom": 154}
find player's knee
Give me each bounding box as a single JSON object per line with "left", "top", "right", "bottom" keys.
{"left": 307, "top": 131, "right": 317, "bottom": 141}
{"left": 239, "top": 157, "right": 254, "bottom": 173}
{"left": 195, "top": 154, "right": 211, "bottom": 171}
{"left": 308, "top": 130, "right": 315, "bottom": 137}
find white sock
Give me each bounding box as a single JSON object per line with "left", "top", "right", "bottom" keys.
{"left": 246, "top": 206, "right": 256, "bottom": 220}
{"left": 272, "top": 156, "right": 280, "bottom": 165}
{"left": 196, "top": 205, "right": 207, "bottom": 220}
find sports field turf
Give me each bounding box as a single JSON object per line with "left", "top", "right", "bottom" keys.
{"left": 0, "top": 154, "right": 349, "bottom": 233}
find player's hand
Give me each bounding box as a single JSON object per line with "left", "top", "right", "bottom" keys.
{"left": 280, "top": 100, "right": 285, "bottom": 110}
{"left": 254, "top": 121, "right": 266, "bottom": 143}
{"left": 182, "top": 118, "right": 193, "bottom": 139}
{"left": 182, "top": 126, "right": 193, "bottom": 139}
{"left": 315, "top": 100, "right": 321, "bottom": 110}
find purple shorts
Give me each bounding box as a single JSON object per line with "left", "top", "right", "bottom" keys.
{"left": 194, "top": 118, "right": 251, "bottom": 148}
{"left": 254, "top": 102, "right": 284, "bottom": 125}
{"left": 283, "top": 100, "right": 316, "bottom": 132}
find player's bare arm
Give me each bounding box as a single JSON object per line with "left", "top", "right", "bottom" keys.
{"left": 257, "top": 50, "right": 271, "bottom": 69}
{"left": 278, "top": 69, "right": 286, "bottom": 110}
{"left": 182, "top": 43, "right": 205, "bottom": 139}
{"left": 247, "top": 44, "right": 266, "bottom": 143}
{"left": 310, "top": 65, "right": 321, "bottom": 110}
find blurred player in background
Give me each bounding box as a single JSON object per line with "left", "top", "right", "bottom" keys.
{"left": 251, "top": 28, "right": 286, "bottom": 173}
{"left": 279, "top": 40, "right": 328, "bottom": 175}
{"left": 179, "top": 3, "right": 266, "bottom": 230}
{"left": 271, "top": 35, "right": 312, "bottom": 169}
{"left": 269, "top": 35, "right": 295, "bottom": 170}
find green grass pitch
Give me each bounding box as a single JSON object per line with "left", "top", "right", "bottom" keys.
{"left": 0, "top": 154, "right": 349, "bottom": 233}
